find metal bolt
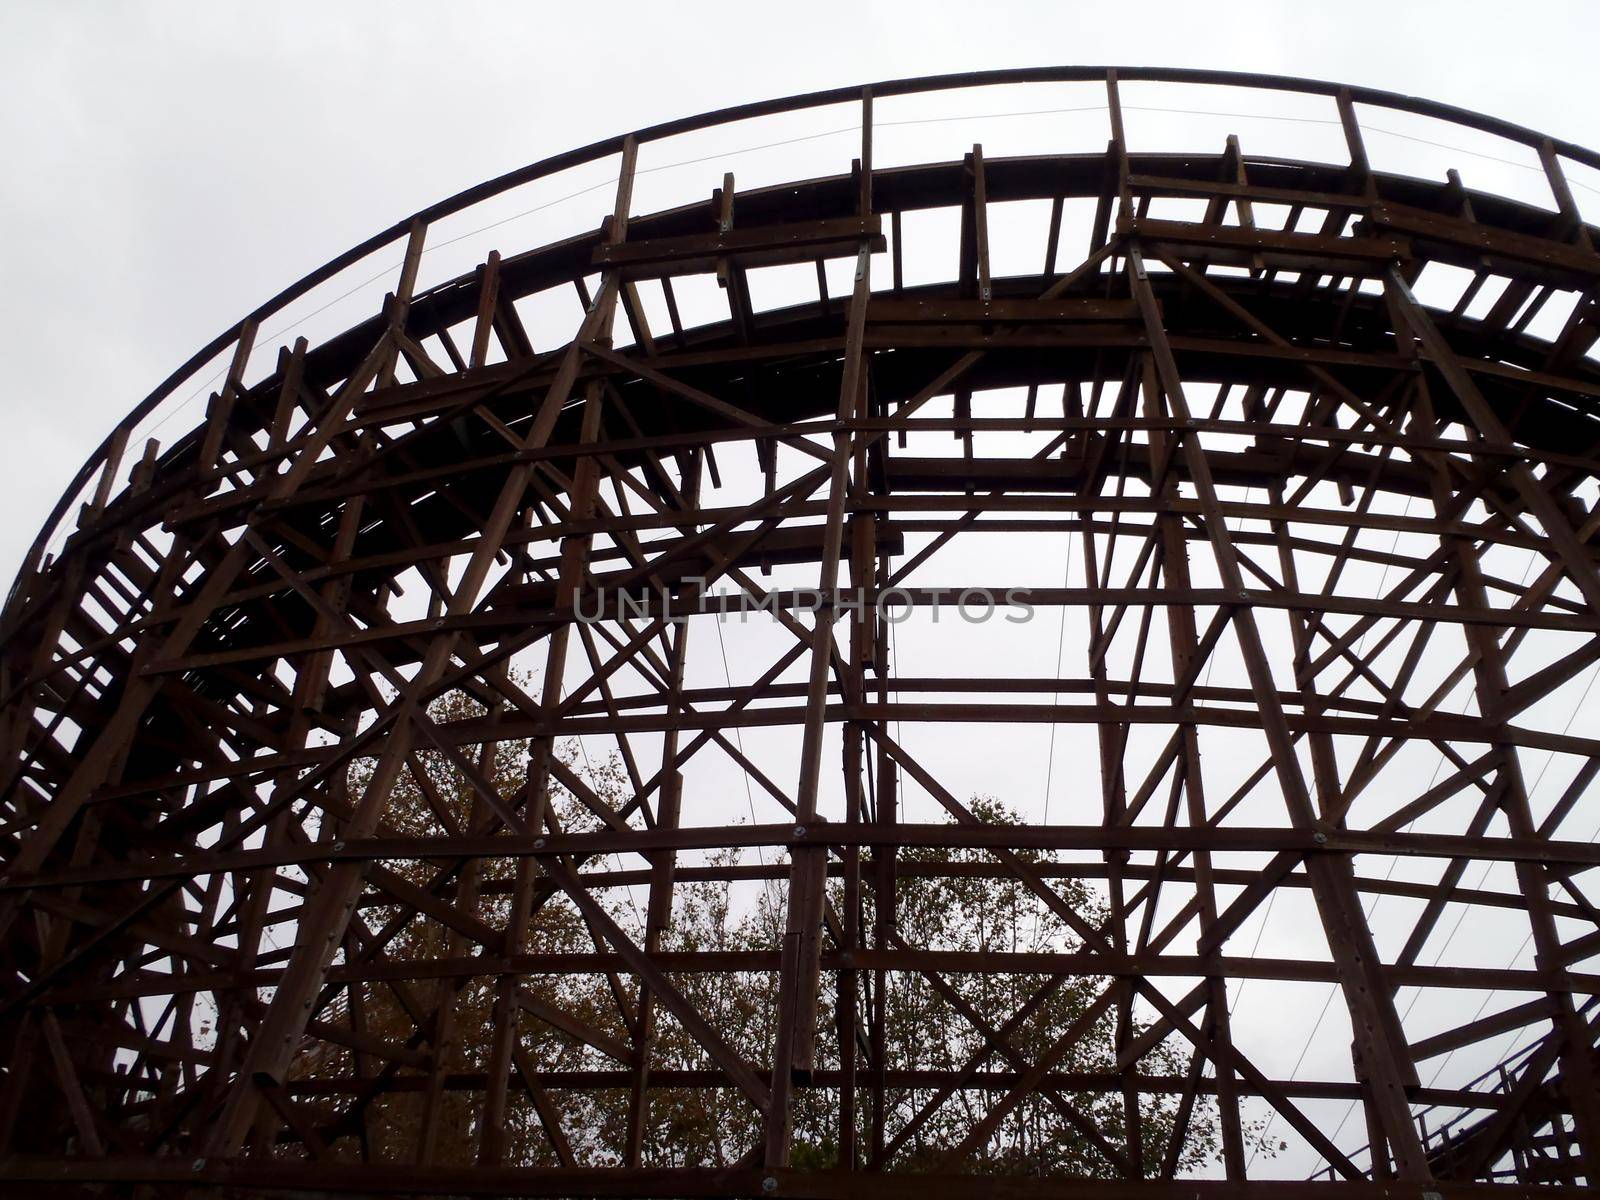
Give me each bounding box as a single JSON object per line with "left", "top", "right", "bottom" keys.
{"left": 191, "top": 1159, "right": 206, "bottom": 1173}
{"left": 332, "top": 839, "right": 346, "bottom": 852}
{"left": 762, "top": 1178, "right": 778, "bottom": 1194}
{"left": 793, "top": 825, "right": 806, "bottom": 838}
{"left": 1312, "top": 831, "right": 1328, "bottom": 845}
{"left": 533, "top": 837, "right": 546, "bottom": 849}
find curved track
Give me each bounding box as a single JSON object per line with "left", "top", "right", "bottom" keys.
{"left": 5, "top": 68, "right": 1600, "bottom": 1195}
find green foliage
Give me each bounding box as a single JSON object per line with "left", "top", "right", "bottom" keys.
{"left": 291, "top": 687, "right": 1236, "bottom": 1176}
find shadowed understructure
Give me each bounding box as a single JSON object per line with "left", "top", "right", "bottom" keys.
{"left": 4, "top": 67, "right": 1600, "bottom": 1196}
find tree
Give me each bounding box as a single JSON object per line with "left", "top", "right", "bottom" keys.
{"left": 287, "top": 686, "right": 1241, "bottom": 1176}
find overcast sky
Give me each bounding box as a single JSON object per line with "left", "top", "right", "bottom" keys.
{"left": 2, "top": 0, "right": 1599, "bottom": 583}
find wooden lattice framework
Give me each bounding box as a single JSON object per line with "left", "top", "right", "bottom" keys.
{"left": 4, "top": 67, "right": 1600, "bottom": 1196}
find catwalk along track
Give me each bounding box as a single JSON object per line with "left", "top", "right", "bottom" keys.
{"left": 5, "top": 68, "right": 1600, "bottom": 1196}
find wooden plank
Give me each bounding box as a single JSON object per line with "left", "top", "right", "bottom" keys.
{"left": 1122, "top": 215, "right": 1408, "bottom": 268}
{"left": 867, "top": 298, "right": 1140, "bottom": 323}
{"left": 592, "top": 215, "right": 884, "bottom": 278}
